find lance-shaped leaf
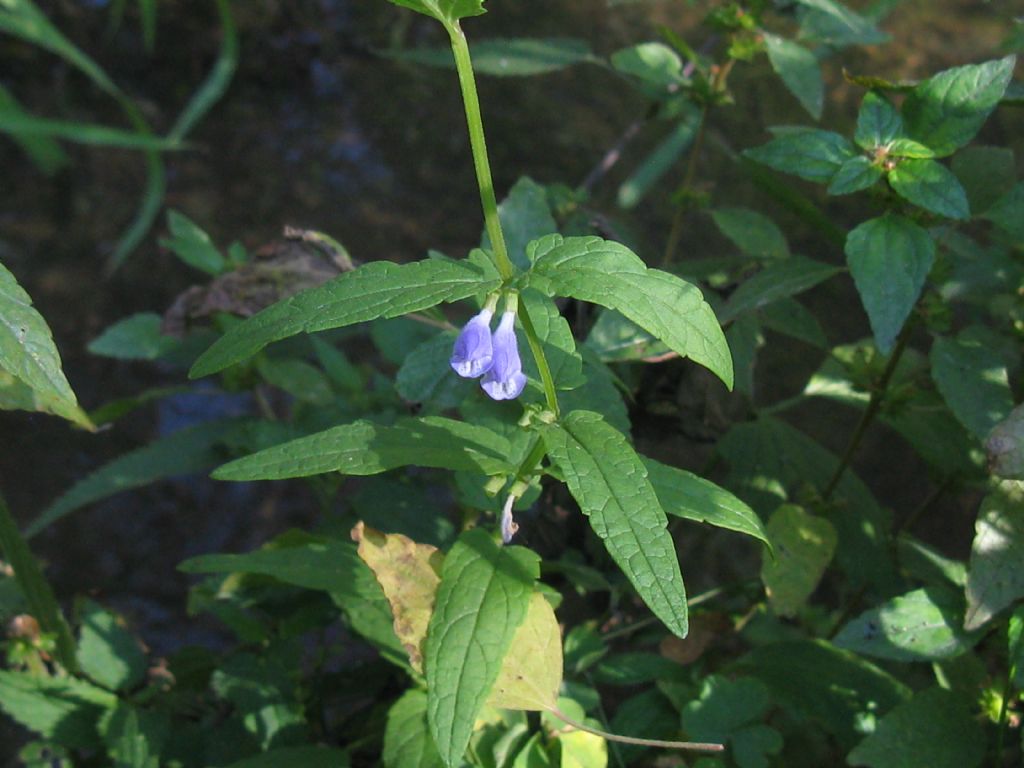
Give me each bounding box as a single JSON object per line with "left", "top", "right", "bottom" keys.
{"left": 845, "top": 215, "right": 934, "bottom": 354}
{"left": 213, "top": 417, "right": 513, "bottom": 481}
{"left": 642, "top": 457, "right": 769, "bottom": 547}
{"left": 718, "top": 257, "right": 841, "bottom": 324}
{"left": 743, "top": 129, "right": 856, "bottom": 184}
{"left": 383, "top": 690, "right": 445, "bottom": 768}
{"left": 764, "top": 34, "right": 823, "bottom": 120}
{"left": 425, "top": 529, "right": 538, "bottom": 767}
{"left": 0, "top": 262, "right": 91, "bottom": 429}
{"left": 964, "top": 481, "right": 1024, "bottom": 630}
{"left": 190, "top": 256, "right": 501, "bottom": 378}
{"left": 353, "top": 523, "right": 443, "bottom": 674}
{"left": 541, "top": 410, "right": 689, "bottom": 637}
{"left": 526, "top": 235, "right": 732, "bottom": 389}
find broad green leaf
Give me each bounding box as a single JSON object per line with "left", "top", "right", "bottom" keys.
{"left": 617, "top": 106, "right": 702, "bottom": 209}
{"left": 87, "top": 313, "right": 179, "bottom": 361}
{"left": 764, "top": 34, "right": 823, "bottom": 120}
{"left": 759, "top": 298, "right": 827, "bottom": 348}
{"left": 897, "top": 536, "right": 967, "bottom": 588}
{"left": 425, "top": 529, "right": 538, "bottom": 767}
{"left": 396, "top": 331, "right": 470, "bottom": 410}
{"left": 719, "top": 257, "right": 840, "bottom": 324}
{"left": 0, "top": 262, "right": 91, "bottom": 428}
{"left": 385, "top": 38, "right": 596, "bottom": 77}
{"left": 583, "top": 310, "right": 667, "bottom": 362}
{"left": 964, "top": 481, "right": 1024, "bottom": 630}
{"left": 190, "top": 256, "right": 501, "bottom": 378}
{"left": 383, "top": 690, "right": 444, "bottom": 768}
{"left": 855, "top": 91, "right": 902, "bottom": 149}
{"left": 27, "top": 420, "right": 231, "bottom": 537}
{"left": 738, "top": 639, "right": 910, "bottom": 749}
{"left": 558, "top": 728, "right": 607, "bottom": 768}
{"left": 160, "top": 210, "right": 225, "bottom": 275}
{"left": 527, "top": 235, "right": 732, "bottom": 389}
{"left": 983, "top": 182, "right": 1024, "bottom": 242}
{"left": 682, "top": 676, "right": 782, "bottom": 768}
{"left": 385, "top": 0, "right": 485, "bottom": 25}
{"left": 610, "top": 42, "right": 685, "bottom": 92}
{"left": 760, "top": 505, "right": 836, "bottom": 617}
{"left": 642, "top": 456, "right": 769, "bottom": 546}
{"left": 743, "top": 129, "right": 856, "bottom": 183}
{"left": 77, "top": 602, "right": 146, "bottom": 692}
{"left": 987, "top": 405, "right": 1024, "bottom": 480}
{"left": 0, "top": 84, "right": 67, "bottom": 174}
{"left": 902, "top": 55, "right": 1016, "bottom": 157}
{"left": 930, "top": 333, "right": 1013, "bottom": 439}
{"left": 834, "top": 587, "right": 981, "bottom": 661}
{"left": 213, "top": 417, "right": 512, "bottom": 481}
{"left": 558, "top": 352, "right": 630, "bottom": 436}
{"left": 225, "top": 747, "right": 350, "bottom": 768}
{"left": 951, "top": 146, "right": 1016, "bottom": 215}
{"left": 827, "top": 156, "right": 883, "bottom": 195}
{"left": 845, "top": 214, "right": 935, "bottom": 354}
{"left": 487, "top": 592, "right": 562, "bottom": 711}
{"left": 883, "top": 390, "right": 983, "bottom": 478}
{"left": 541, "top": 410, "right": 688, "bottom": 637}
{"left": 353, "top": 523, "right": 442, "bottom": 673}
{"left": 847, "top": 687, "right": 984, "bottom": 768}
{"left": 520, "top": 290, "right": 584, "bottom": 391}
{"left": 495, "top": 178, "right": 558, "bottom": 270}
{"left": 102, "top": 705, "right": 163, "bottom": 768}
{"left": 709, "top": 207, "right": 789, "bottom": 259}
{"left": 0, "top": 670, "right": 116, "bottom": 749}
{"left": 888, "top": 158, "right": 969, "bottom": 220}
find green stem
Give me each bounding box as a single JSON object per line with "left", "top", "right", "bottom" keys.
{"left": 517, "top": 303, "right": 560, "bottom": 415}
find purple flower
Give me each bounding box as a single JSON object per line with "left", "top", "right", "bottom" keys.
{"left": 481, "top": 311, "right": 527, "bottom": 400}
{"left": 450, "top": 308, "right": 494, "bottom": 378}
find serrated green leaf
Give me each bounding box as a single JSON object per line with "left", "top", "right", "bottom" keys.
{"left": 888, "top": 158, "right": 969, "bottom": 219}
{"left": 720, "top": 257, "right": 840, "bottom": 324}
{"left": 190, "top": 257, "right": 501, "bottom": 378}
{"left": 487, "top": 592, "right": 562, "bottom": 711}
{"left": 384, "top": 690, "right": 445, "bottom": 768}
{"left": 224, "top": 747, "right": 350, "bottom": 768}
{"left": 617, "top": 107, "right": 701, "bottom": 209}
{"left": 27, "top": 419, "right": 231, "bottom": 537}
{"left": 827, "top": 156, "right": 883, "bottom": 195}
{"left": 77, "top": 602, "right": 146, "bottom": 692}
{"left": 0, "top": 261, "right": 91, "bottom": 428}
{"left": 160, "top": 210, "right": 225, "bottom": 275}
{"left": 386, "top": 0, "right": 485, "bottom": 25}
{"left": 845, "top": 214, "right": 935, "bottom": 354}
{"left": 834, "top": 587, "right": 981, "bottom": 660}
{"left": 738, "top": 639, "right": 910, "bottom": 749}
{"left": 213, "top": 416, "right": 512, "bottom": 481}
{"left": 743, "top": 130, "right": 856, "bottom": 183}
{"left": 847, "top": 687, "right": 984, "bottom": 768}
{"left": 760, "top": 505, "right": 836, "bottom": 617}
{"left": 527, "top": 235, "right": 732, "bottom": 389}
{"left": 764, "top": 34, "right": 823, "bottom": 120}
{"left": 384, "top": 38, "right": 595, "bottom": 77}
{"left": 0, "top": 670, "right": 117, "bottom": 749}
{"left": 987, "top": 405, "right": 1024, "bottom": 480}
{"left": 520, "top": 290, "right": 584, "bottom": 391}
{"left": 855, "top": 92, "right": 902, "bottom": 149}
{"left": 983, "top": 181, "right": 1024, "bottom": 242}
{"left": 642, "top": 456, "right": 769, "bottom": 546}
{"left": 964, "top": 481, "right": 1024, "bottom": 630}
{"left": 87, "top": 313, "right": 180, "bottom": 361}
{"left": 103, "top": 705, "right": 162, "bottom": 768}
{"left": 902, "top": 55, "right": 1016, "bottom": 157}
{"left": 930, "top": 333, "right": 1013, "bottom": 440}
{"left": 541, "top": 410, "right": 688, "bottom": 637}
{"left": 709, "top": 207, "right": 789, "bottom": 259}
{"left": 425, "top": 529, "right": 539, "bottom": 767}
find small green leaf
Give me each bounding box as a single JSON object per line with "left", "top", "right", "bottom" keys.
{"left": 0, "top": 261, "right": 91, "bottom": 428}
{"left": 520, "top": 290, "right": 584, "bottom": 391}
{"left": 190, "top": 256, "right": 501, "bottom": 378}
{"left": 213, "top": 417, "right": 512, "bottom": 481}
{"left": 383, "top": 690, "right": 444, "bottom": 768}
{"left": 987, "top": 405, "right": 1024, "bottom": 480}
{"left": 159, "top": 210, "right": 225, "bottom": 275}
{"left": 888, "top": 158, "right": 970, "bottom": 220}
{"left": 983, "top": 182, "right": 1024, "bottom": 242}
{"left": 964, "top": 481, "right": 1024, "bottom": 630}
{"left": 902, "top": 55, "right": 1016, "bottom": 157}
{"left": 541, "top": 411, "right": 689, "bottom": 637}
{"left": 384, "top": 38, "right": 595, "bottom": 77}
{"left": 617, "top": 108, "right": 701, "bottom": 209}
{"left": 709, "top": 207, "right": 789, "bottom": 259}
{"left": 759, "top": 298, "right": 827, "bottom": 348}
{"left": 682, "top": 676, "right": 782, "bottom": 768}
{"left": 847, "top": 687, "right": 984, "bottom": 768}
{"left": 527, "top": 235, "right": 732, "bottom": 389}
{"left": 610, "top": 42, "right": 685, "bottom": 92}
{"left": 930, "top": 333, "right": 1013, "bottom": 439}
{"left": 764, "top": 34, "right": 823, "bottom": 120}
{"left": 487, "top": 592, "right": 562, "bottom": 711}
{"left": 642, "top": 456, "right": 769, "bottom": 546}
{"left": 855, "top": 91, "right": 902, "bottom": 149}
{"left": 386, "top": 0, "right": 486, "bottom": 25}
{"left": 760, "top": 505, "right": 836, "bottom": 617}
{"left": 743, "top": 129, "right": 856, "bottom": 183}
{"left": 885, "top": 138, "right": 935, "bottom": 158}
{"left": 719, "top": 257, "right": 841, "bottom": 324}
{"left": 827, "top": 156, "right": 883, "bottom": 195}
{"left": 425, "top": 529, "right": 539, "bottom": 767}
{"left": 845, "top": 214, "right": 935, "bottom": 354}
{"left": 834, "top": 587, "right": 981, "bottom": 661}
{"left": 87, "top": 313, "right": 179, "bottom": 361}
{"left": 0, "top": 670, "right": 116, "bottom": 749}
{"left": 77, "top": 602, "right": 147, "bottom": 692}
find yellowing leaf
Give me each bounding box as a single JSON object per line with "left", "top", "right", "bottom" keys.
{"left": 761, "top": 505, "right": 837, "bottom": 617}
{"left": 353, "top": 522, "right": 443, "bottom": 673}
{"left": 559, "top": 729, "right": 607, "bottom": 768}
{"left": 487, "top": 592, "right": 563, "bottom": 711}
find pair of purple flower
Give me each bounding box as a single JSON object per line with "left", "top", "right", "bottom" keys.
{"left": 450, "top": 304, "right": 527, "bottom": 400}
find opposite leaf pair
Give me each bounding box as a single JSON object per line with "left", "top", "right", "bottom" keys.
{"left": 450, "top": 306, "right": 527, "bottom": 400}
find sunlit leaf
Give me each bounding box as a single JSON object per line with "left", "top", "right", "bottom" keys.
{"left": 77, "top": 601, "right": 146, "bottom": 692}
{"left": 383, "top": 690, "right": 444, "bottom": 768}
{"left": 487, "top": 592, "right": 562, "bottom": 711}
{"left": 930, "top": 333, "right": 1013, "bottom": 440}
{"left": 987, "top": 405, "right": 1024, "bottom": 480}
{"left": 964, "top": 480, "right": 1024, "bottom": 630}
{"left": 760, "top": 505, "right": 836, "bottom": 617}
